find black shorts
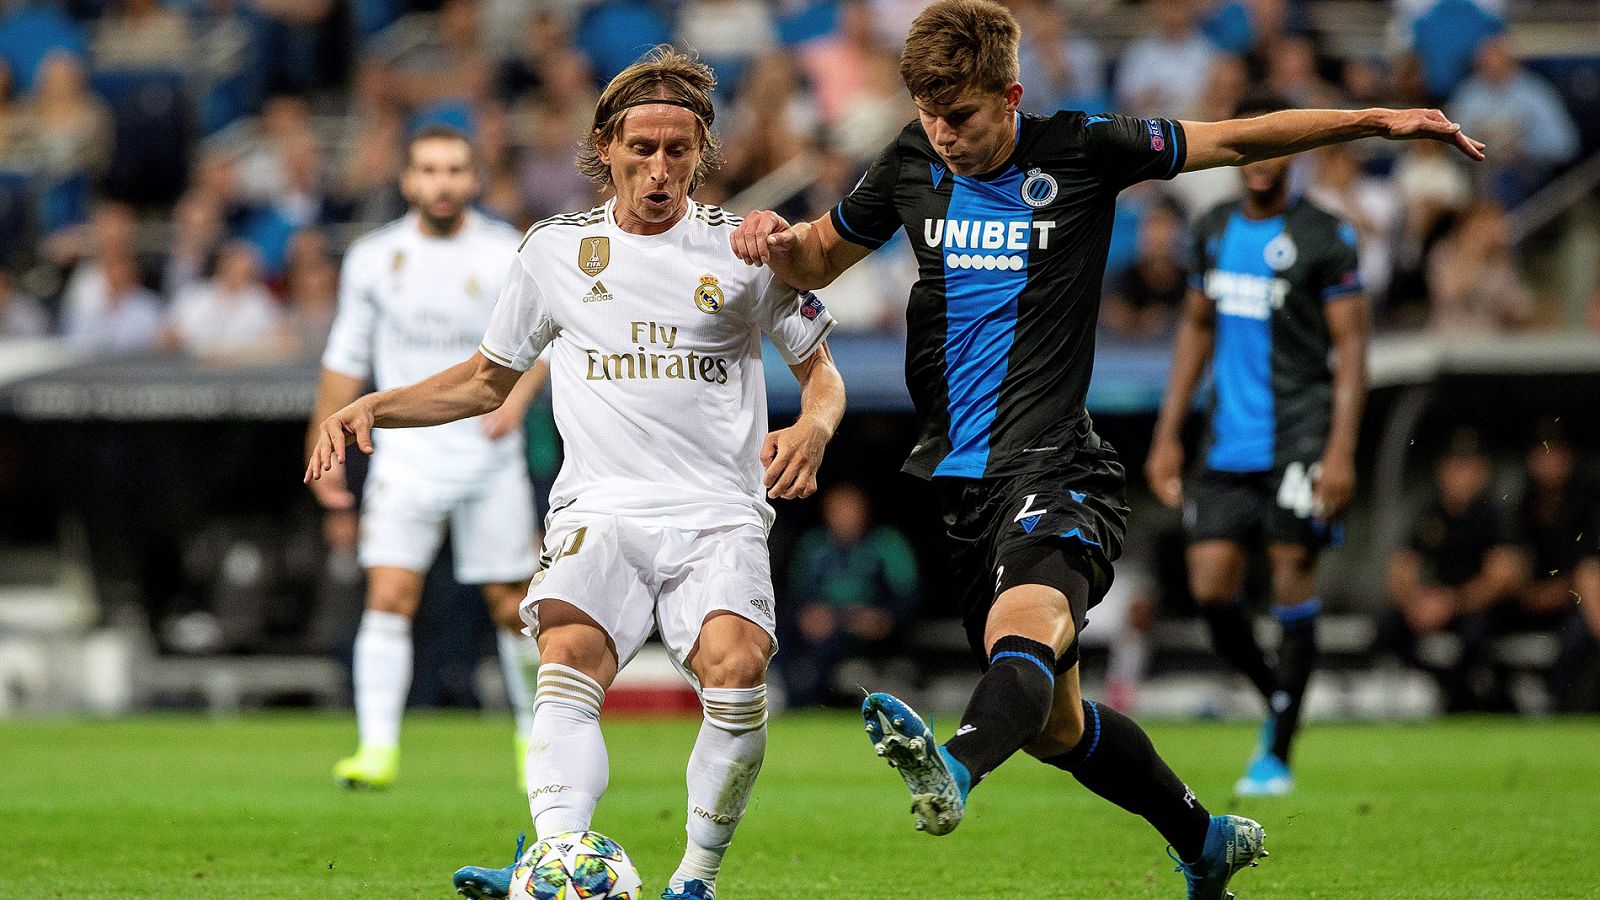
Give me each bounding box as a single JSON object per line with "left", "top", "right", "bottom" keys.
{"left": 1184, "top": 459, "right": 1343, "bottom": 550}
{"left": 940, "top": 442, "right": 1129, "bottom": 675}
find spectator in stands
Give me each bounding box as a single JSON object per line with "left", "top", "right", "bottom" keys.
{"left": 92, "top": 0, "right": 195, "bottom": 69}
{"left": 0, "top": 0, "right": 87, "bottom": 93}
{"left": 336, "top": 66, "right": 406, "bottom": 225}
{"left": 53, "top": 199, "right": 142, "bottom": 330}
{"left": 1515, "top": 422, "right": 1596, "bottom": 708}
{"left": 1384, "top": 139, "right": 1471, "bottom": 324}
{"left": 241, "top": 129, "right": 336, "bottom": 276}
{"left": 163, "top": 189, "right": 226, "bottom": 297}
{"left": 1013, "top": 0, "right": 1106, "bottom": 116}
{"left": 783, "top": 483, "right": 919, "bottom": 708}
{"left": 0, "top": 268, "right": 48, "bottom": 337}
{"left": 394, "top": 0, "right": 493, "bottom": 110}
{"left": 165, "top": 240, "right": 285, "bottom": 359}
{"left": 518, "top": 100, "right": 596, "bottom": 222}
{"left": 797, "top": 0, "right": 903, "bottom": 144}
{"left": 237, "top": 93, "right": 313, "bottom": 207}
{"left": 1563, "top": 521, "right": 1600, "bottom": 711}
{"left": 252, "top": 0, "right": 341, "bottom": 95}
{"left": 1307, "top": 143, "right": 1398, "bottom": 303}
{"left": 62, "top": 249, "right": 165, "bottom": 354}
{"left": 1101, "top": 201, "right": 1187, "bottom": 341}
{"left": 281, "top": 245, "right": 337, "bottom": 358}
{"left": 0, "top": 57, "right": 23, "bottom": 159}
{"left": 1396, "top": 0, "right": 1504, "bottom": 102}
{"left": 1114, "top": 0, "right": 1217, "bottom": 120}
{"left": 1383, "top": 429, "right": 1528, "bottom": 712}
{"left": 712, "top": 52, "right": 817, "bottom": 201}
{"left": 1448, "top": 36, "right": 1580, "bottom": 207}
{"left": 1340, "top": 57, "right": 1395, "bottom": 109}
{"left": 1265, "top": 35, "right": 1339, "bottom": 109}
{"left": 495, "top": 9, "right": 563, "bottom": 104}
{"left": 1426, "top": 200, "right": 1535, "bottom": 333}
{"left": 474, "top": 103, "right": 527, "bottom": 228}
{"left": 24, "top": 50, "right": 113, "bottom": 214}
{"left": 1199, "top": 0, "right": 1295, "bottom": 58}
{"left": 1166, "top": 53, "right": 1248, "bottom": 218}
{"left": 676, "top": 0, "right": 777, "bottom": 96}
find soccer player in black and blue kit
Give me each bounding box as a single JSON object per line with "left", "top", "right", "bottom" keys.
{"left": 1148, "top": 94, "right": 1370, "bottom": 801}
{"left": 730, "top": 1, "right": 1482, "bottom": 895}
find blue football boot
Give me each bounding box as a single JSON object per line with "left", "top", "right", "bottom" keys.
{"left": 861, "top": 692, "right": 969, "bottom": 835}
{"left": 660, "top": 878, "right": 715, "bottom": 899}
{"left": 452, "top": 833, "right": 524, "bottom": 899}
{"left": 1171, "top": 815, "right": 1268, "bottom": 899}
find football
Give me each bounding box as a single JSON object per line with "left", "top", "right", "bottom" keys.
{"left": 510, "top": 831, "right": 643, "bottom": 900}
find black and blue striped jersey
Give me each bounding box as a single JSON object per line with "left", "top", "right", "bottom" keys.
{"left": 1189, "top": 197, "right": 1362, "bottom": 473}
{"left": 830, "top": 111, "right": 1186, "bottom": 480}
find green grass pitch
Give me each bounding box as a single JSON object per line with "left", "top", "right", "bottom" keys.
{"left": 2, "top": 713, "right": 1597, "bottom": 898}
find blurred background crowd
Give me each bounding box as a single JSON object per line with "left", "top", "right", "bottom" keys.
{"left": 0, "top": 0, "right": 1598, "bottom": 721}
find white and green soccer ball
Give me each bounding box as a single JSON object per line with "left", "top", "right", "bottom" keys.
{"left": 509, "top": 830, "right": 643, "bottom": 900}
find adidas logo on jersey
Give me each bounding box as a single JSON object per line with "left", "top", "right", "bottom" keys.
{"left": 583, "top": 281, "right": 614, "bottom": 303}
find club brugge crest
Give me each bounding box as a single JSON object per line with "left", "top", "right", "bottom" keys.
{"left": 1264, "top": 233, "right": 1297, "bottom": 271}
{"left": 694, "top": 274, "right": 724, "bottom": 314}
{"left": 579, "top": 236, "right": 609, "bottom": 276}
{"left": 1021, "top": 168, "right": 1058, "bottom": 208}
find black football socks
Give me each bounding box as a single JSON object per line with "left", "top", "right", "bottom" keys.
{"left": 1040, "top": 700, "right": 1212, "bottom": 862}
{"left": 942, "top": 635, "right": 1057, "bottom": 786}
{"left": 1269, "top": 598, "right": 1321, "bottom": 761}
{"left": 1201, "top": 599, "right": 1279, "bottom": 703}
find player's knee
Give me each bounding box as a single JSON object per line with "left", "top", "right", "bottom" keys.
{"left": 538, "top": 634, "right": 612, "bottom": 682}
{"left": 366, "top": 587, "right": 417, "bottom": 616}
{"left": 694, "top": 644, "right": 769, "bottom": 689}
{"left": 482, "top": 583, "right": 528, "bottom": 631}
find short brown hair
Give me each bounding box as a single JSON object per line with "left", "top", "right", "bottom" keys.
{"left": 406, "top": 124, "right": 476, "bottom": 168}
{"left": 577, "top": 46, "right": 721, "bottom": 190}
{"left": 899, "top": 0, "right": 1020, "bottom": 106}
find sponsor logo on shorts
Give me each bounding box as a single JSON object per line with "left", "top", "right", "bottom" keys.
{"left": 955, "top": 724, "right": 977, "bottom": 737}
{"left": 750, "top": 597, "right": 772, "bottom": 616}
{"left": 530, "top": 783, "right": 572, "bottom": 798}
{"left": 1014, "top": 493, "right": 1049, "bottom": 534}
{"left": 693, "top": 806, "right": 737, "bottom": 824}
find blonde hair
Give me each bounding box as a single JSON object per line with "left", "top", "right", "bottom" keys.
{"left": 899, "top": 0, "right": 1021, "bottom": 106}
{"left": 577, "top": 46, "right": 721, "bottom": 190}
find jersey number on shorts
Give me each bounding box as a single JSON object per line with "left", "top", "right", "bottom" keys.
{"left": 1276, "top": 461, "right": 1323, "bottom": 518}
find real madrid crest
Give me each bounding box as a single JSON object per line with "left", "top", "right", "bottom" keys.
{"left": 1021, "top": 167, "right": 1058, "bottom": 208}
{"left": 579, "top": 236, "right": 610, "bottom": 277}
{"left": 694, "top": 274, "right": 724, "bottom": 314}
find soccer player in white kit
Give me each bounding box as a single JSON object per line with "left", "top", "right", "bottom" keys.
{"left": 306, "top": 50, "right": 846, "bottom": 900}
{"left": 306, "top": 126, "right": 548, "bottom": 791}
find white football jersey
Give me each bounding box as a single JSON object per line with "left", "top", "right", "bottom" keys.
{"left": 479, "top": 199, "right": 835, "bottom": 531}
{"left": 323, "top": 211, "right": 525, "bottom": 485}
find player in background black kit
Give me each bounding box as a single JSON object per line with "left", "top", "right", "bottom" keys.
{"left": 730, "top": 1, "right": 1482, "bottom": 895}
{"left": 1147, "top": 94, "right": 1371, "bottom": 799}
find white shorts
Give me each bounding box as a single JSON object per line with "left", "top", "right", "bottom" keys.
{"left": 358, "top": 458, "right": 539, "bottom": 584}
{"left": 524, "top": 514, "right": 778, "bottom": 685}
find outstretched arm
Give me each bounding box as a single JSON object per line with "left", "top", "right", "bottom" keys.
{"left": 305, "top": 352, "right": 522, "bottom": 482}
{"left": 762, "top": 341, "right": 846, "bottom": 500}
{"left": 1181, "top": 108, "right": 1486, "bottom": 172}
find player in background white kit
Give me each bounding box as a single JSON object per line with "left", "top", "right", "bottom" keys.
{"left": 307, "top": 50, "right": 846, "bottom": 900}
{"left": 306, "top": 126, "right": 548, "bottom": 791}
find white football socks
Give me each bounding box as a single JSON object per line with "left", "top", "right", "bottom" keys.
{"left": 497, "top": 629, "right": 539, "bottom": 740}
{"left": 670, "top": 684, "right": 769, "bottom": 895}
{"left": 527, "top": 663, "right": 609, "bottom": 838}
{"left": 352, "top": 609, "right": 412, "bottom": 749}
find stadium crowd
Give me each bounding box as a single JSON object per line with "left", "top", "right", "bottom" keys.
{"left": 1, "top": 0, "right": 1598, "bottom": 714}
{"left": 0, "top": 0, "right": 1594, "bottom": 351}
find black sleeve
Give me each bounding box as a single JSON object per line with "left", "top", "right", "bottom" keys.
{"left": 1320, "top": 220, "right": 1364, "bottom": 301}
{"left": 829, "top": 137, "right": 902, "bottom": 250}
{"left": 1187, "top": 210, "right": 1215, "bottom": 292}
{"left": 1082, "top": 113, "right": 1188, "bottom": 192}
